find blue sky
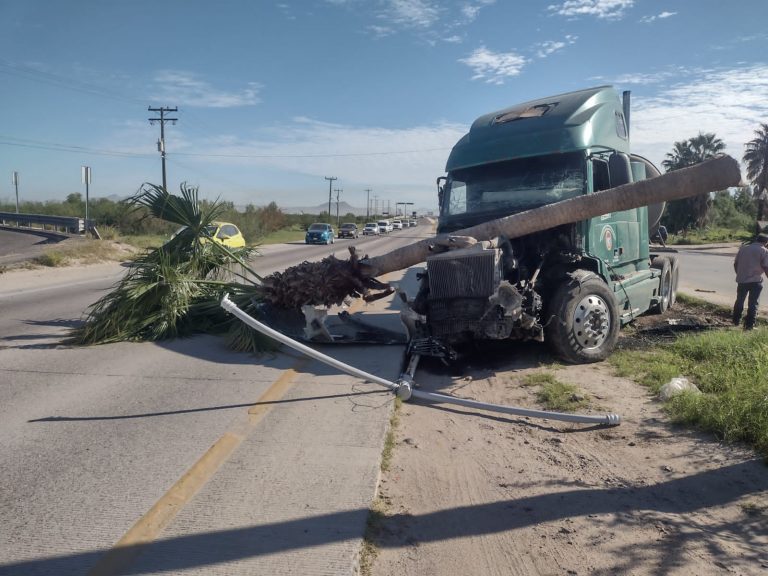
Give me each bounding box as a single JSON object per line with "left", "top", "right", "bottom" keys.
{"left": 1, "top": 0, "right": 767, "bottom": 212}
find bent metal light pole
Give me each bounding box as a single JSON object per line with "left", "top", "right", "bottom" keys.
{"left": 220, "top": 294, "right": 621, "bottom": 426}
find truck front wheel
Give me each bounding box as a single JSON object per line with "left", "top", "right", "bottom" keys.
{"left": 546, "top": 272, "right": 620, "bottom": 364}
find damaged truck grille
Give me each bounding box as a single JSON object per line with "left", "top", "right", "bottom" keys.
{"left": 426, "top": 248, "right": 500, "bottom": 299}
{"left": 426, "top": 247, "right": 505, "bottom": 342}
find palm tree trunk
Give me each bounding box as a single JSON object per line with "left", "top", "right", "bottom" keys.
{"left": 361, "top": 154, "right": 740, "bottom": 276}
{"left": 263, "top": 155, "right": 740, "bottom": 308}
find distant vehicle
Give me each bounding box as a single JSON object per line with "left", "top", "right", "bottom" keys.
{"left": 305, "top": 223, "right": 335, "bottom": 245}
{"left": 200, "top": 222, "right": 246, "bottom": 248}
{"left": 338, "top": 223, "right": 359, "bottom": 239}
{"left": 171, "top": 222, "right": 246, "bottom": 249}
{"left": 392, "top": 219, "right": 404, "bottom": 230}
{"left": 363, "top": 223, "right": 379, "bottom": 236}
{"left": 377, "top": 220, "right": 392, "bottom": 234}
{"left": 408, "top": 220, "right": 417, "bottom": 227}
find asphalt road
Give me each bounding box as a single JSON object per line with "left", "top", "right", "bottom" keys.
{"left": 0, "top": 227, "right": 70, "bottom": 266}
{"left": 673, "top": 246, "right": 763, "bottom": 312}
{"left": 0, "top": 229, "right": 426, "bottom": 576}
{"left": 0, "top": 229, "right": 750, "bottom": 575}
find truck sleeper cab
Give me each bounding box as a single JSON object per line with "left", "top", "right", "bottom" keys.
{"left": 416, "top": 86, "right": 676, "bottom": 363}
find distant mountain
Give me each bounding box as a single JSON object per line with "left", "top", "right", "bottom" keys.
{"left": 282, "top": 201, "right": 428, "bottom": 218}
{"left": 282, "top": 201, "right": 366, "bottom": 217}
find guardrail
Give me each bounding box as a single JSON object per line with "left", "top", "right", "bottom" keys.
{"left": 0, "top": 212, "right": 87, "bottom": 234}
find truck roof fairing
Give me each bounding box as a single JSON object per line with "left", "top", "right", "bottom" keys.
{"left": 446, "top": 86, "right": 630, "bottom": 172}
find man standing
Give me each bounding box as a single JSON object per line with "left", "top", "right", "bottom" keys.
{"left": 733, "top": 233, "right": 768, "bottom": 330}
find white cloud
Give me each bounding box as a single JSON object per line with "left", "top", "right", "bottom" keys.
{"left": 461, "top": 0, "right": 496, "bottom": 22}
{"left": 384, "top": 0, "right": 441, "bottom": 29}
{"left": 536, "top": 35, "right": 577, "bottom": 58}
{"left": 151, "top": 71, "right": 261, "bottom": 108}
{"left": 640, "top": 10, "right": 677, "bottom": 23}
{"left": 367, "top": 24, "right": 395, "bottom": 37}
{"left": 593, "top": 68, "right": 683, "bottom": 85}
{"left": 171, "top": 117, "right": 468, "bottom": 208}
{"left": 459, "top": 47, "right": 527, "bottom": 84}
{"left": 548, "top": 0, "right": 633, "bottom": 20}
{"left": 628, "top": 65, "right": 768, "bottom": 173}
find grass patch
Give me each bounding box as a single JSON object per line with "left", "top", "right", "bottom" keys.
{"left": 256, "top": 226, "right": 307, "bottom": 245}
{"left": 380, "top": 397, "right": 401, "bottom": 473}
{"left": 360, "top": 397, "right": 402, "bottom": 575}
{"left": 532, "top": 374, "right": 589, "bottom": 412}
{"left": 610, "top": 328, "right": 768, "bottom": 457}
{"left": 668, "top": 227, "right": 752, "bottom": 245}
{"left": 360, "top": 498, "right": 389, "bottom": 575}
{"left": 32, "top": 240, "right": 125, "bottom": 267}
{"left": 117, "top": 234, "right": 166, "bottom": 250}
{"left": 521, "top": 371, "right": 560, "bottom": 387}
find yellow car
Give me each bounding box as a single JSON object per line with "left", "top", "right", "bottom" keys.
{"left": 202, "top": 222, "right": 246, "bottom": 248}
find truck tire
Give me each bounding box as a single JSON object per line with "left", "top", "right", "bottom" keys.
{"left": 651, "top": 256, "right": 672, "bottom": 313}
{"left": 667, "top": 255, "right": 679, "bottom": 308}
{"left": 546, "top": 271, "right": 620, "bottom": 364}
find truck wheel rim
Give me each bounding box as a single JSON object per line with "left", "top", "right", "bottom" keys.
{"left": 572, "top": 295, "right": 610, "bottom": 349}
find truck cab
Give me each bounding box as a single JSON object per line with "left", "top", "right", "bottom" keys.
{"left": 417, "top": 86, "right": 676, "bottom": 363}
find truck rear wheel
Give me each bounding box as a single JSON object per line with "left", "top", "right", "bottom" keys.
{"left": 667, "top": 255, "right": 679, "bottom": 308}
{"left": 546, "top": 271, "right": 620, "bottom": 364}
{"left": 651, "top": 256, "right": 672, "bottom": 313}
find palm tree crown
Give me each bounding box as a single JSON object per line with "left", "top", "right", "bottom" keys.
{"left": 744, "top": 123, "right": 768, "bottom": 220}
{"left": 661, "top": 132, "right": 726, "bottom": 230}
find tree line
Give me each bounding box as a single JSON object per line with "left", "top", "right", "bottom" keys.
{"left": 0, "top": 189, "right": 381, "bottom": 241}
{"left": 661, "top": 124, "right": 768, "bottom": 234}
{"left": 3, "top": 122, "right": 767, "bottom": 239}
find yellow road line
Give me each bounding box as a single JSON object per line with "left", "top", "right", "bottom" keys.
{"left": 87, "top": 359, "right": 308, "bottom": 576}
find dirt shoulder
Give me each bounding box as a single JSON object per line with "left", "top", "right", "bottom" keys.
{"left": 368, "top": 311, "right": 768, "bottom": 575}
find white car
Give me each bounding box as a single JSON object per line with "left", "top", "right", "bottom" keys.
{"left": 392, "top": 219, "right": 404, "bottom": 230}
{"left": 377, "top": 220, "right": 392, "bottom": 234}
{"left": 363, "top": 223, "right": 380, "bottom": 236}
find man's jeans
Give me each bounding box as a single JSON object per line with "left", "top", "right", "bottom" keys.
{"left": 733, "top": 282, "right": 763, "bottom": 329}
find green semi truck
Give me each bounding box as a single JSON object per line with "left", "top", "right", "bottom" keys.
{"left": 414, "top": 86, "right": 677, "bottom": 363}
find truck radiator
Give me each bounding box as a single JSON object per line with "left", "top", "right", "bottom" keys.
{"left": 426, "top": 247, "right": 501, "bottom": 299}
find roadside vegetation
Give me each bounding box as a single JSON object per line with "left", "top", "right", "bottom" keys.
{"left": 1, "top": 189, "right": 380, "bottom": 249}
{"left": 360, "top": 397, "right": 402, "bottom": 576}
{"left": 522, "top": 372, "right": 590, "bottom": 412}
{"left": 32, "top": 239, "right": 128, "bottom": 267}
{"left": 610, "top": 324, "right": 768, "bottom": 458}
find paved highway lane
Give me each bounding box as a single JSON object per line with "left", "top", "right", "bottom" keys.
{"left": 0, "top": 229, "right": 428, "bottom": 575}
{"left": 673, "top": 247, "right": 763, "bottom": 313}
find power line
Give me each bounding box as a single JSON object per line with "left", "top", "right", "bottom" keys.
{"left": 172, "top": 146, "right": 450, "bottom": 159}
{"left": 0, "top": 136, "right": 153, "bottom": 158}
{"left": 0, "top": 59, "right": 145, "bottom": 106}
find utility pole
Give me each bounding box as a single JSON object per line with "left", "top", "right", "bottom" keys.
{"left": 365, "top": 188, "right": 372, "bottom": 220}
{"left": 81, "top": 166, "right": 91, "bottom": 234}
{"left": 334, "top": 188, "right": 342, "bottom": 227}
{"left": 148, "top": 106, "right": 178, "bottom": 191}
{"left": 12, "top": 171, "right": 19, "bottom": 214}
{"left": 324, "top": 176, "right": 337, "bottom": 217}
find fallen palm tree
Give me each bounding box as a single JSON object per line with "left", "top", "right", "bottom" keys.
{"left": 72, "top": 155, "right": 740, "bottom": 349}
{"left": 262, "top": 155, "right": 741, "bottom": 309}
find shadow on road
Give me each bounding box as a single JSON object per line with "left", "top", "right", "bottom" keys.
{"left": 1, "top": 460, "right": 764, "bottom": 575}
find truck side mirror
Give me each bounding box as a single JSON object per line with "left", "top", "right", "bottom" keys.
{"left": 608, "top": 153, "right": 632, "bottom": 187}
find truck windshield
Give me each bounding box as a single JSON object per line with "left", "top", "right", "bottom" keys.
{"left": 443, "top": 152, "right": 585, "bottom": 217}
